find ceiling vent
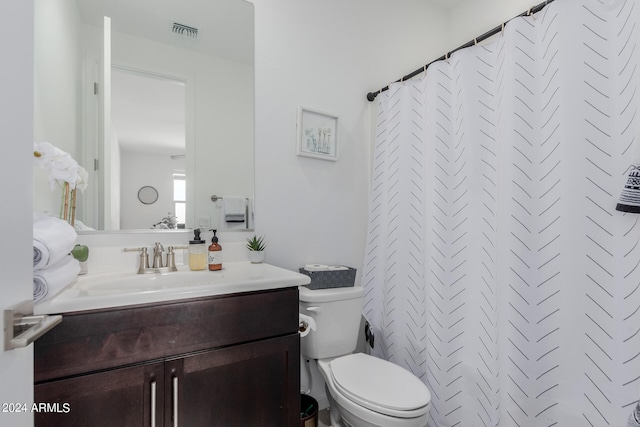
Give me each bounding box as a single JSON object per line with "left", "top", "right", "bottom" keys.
{"left": 172, "top": 22, "right": 198, "bottom": 40}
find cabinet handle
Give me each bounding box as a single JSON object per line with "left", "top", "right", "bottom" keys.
{"left": 150, "top": 380, "right": 156, "bottom": 427}
{"left": 173, "top": 376, "right": 179, "bottom": 427}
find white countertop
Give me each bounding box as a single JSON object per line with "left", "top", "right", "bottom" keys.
{"left": 35, "top": 262, "right": 311, "bottom": 315}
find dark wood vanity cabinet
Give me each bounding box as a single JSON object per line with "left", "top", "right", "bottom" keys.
{"left": 34, "top": 287, "right": 300, "bottom": 427}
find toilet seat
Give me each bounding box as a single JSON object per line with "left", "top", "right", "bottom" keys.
{"left": 329, "top": 353, "right": 431, "bottom": 418}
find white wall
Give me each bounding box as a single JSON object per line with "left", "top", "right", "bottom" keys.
{"left": 0, "top": 1, "right": 34, "bottom": 425}
{"left": 120, "top": 150, "right": 184, "bottom": 229}
{"left": 252, "top": 0, "right": 449, "bottom": 276}
{"left": 446, "top": 0, "right": 537, "bottom": 50}
{"left": 108, "top": 130, "right": 121, "bottom": 229}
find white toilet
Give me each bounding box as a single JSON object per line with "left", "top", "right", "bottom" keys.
{"left": 299, "top": 286, "right": 431, "bottom": 427}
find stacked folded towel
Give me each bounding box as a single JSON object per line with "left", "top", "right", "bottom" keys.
{"left": 33, "top": 254, "right": 80, "bottom": 302}
{"left": 33, "top": 213, "right": 80, "bottom": 302}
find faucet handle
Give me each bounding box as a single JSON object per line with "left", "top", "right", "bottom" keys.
{"left": 166, "top": 246, "right": 177, "bottom": 271}
{"left": 123, "top": 247, "right": 149, "bottom": 274}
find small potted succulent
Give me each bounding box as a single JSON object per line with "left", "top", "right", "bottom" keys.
{"left": 246, "top": 235, "right": 266, "bottom": 263}
{"left": 71, "top": 244, "right": 89, "bottom": 274}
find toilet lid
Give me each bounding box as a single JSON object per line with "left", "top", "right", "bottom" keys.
{"left": 330, "top": 353, "right": 431, "bottom": 414}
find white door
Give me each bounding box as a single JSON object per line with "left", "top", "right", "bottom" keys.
{"left": 0, "top": 1, "right": 35, "bottom": 426}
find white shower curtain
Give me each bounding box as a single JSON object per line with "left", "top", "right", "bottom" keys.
{"left": 363, "top": 0, "right": 640, "bottom": 425}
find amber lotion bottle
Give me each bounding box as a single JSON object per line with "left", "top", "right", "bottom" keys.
{"left": 208, "top": 229, "right": 223, "bottom": 271}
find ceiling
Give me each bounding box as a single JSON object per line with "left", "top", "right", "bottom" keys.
{"left": 76, "top": 0, "right": 254, "bottom": 65}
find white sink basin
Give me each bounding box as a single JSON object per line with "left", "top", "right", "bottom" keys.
{"left": 35, "top": 262, "right": 311, "bottom": 315}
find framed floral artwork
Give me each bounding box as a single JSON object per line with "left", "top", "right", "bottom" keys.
{"left": 297, "top": 107, "right": 338, "bottom": 161}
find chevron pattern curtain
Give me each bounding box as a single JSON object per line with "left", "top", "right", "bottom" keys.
{"left": 362, "top": 0, "right": 640, "bottom": 425}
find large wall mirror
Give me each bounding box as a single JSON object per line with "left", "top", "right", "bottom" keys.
{"left": 33, "top": 0, "right": 254, "bottom": 232}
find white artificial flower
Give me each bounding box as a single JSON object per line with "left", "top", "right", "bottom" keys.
{"left": 34, "top": 142, "right": 86, "bottom": 190}
{"left": 76, "top": 166, "right": 89, "bottom": 192}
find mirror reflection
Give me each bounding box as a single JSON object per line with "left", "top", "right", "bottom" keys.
{"left": 113, "top": 68, "right": 186, "bottom": 229}
{"left": 33, "top": 0, "right": 255, "bottom": 232}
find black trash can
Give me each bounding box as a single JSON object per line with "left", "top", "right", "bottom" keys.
{"left": 300, "top": 394, "right": 318, "bottom": 427}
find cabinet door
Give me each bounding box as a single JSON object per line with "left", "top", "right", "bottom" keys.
{"left": 166, "top": 334, "right": 300, "bottom": 427}
{"left": 34, "top": 362, "right": 164, "bottom": 427}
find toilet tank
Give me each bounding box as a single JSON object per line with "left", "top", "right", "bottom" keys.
{"left": 299, "top": 286, "right": 364, "bottom": 359}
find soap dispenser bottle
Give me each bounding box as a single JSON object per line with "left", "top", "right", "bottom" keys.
{"left": 189, "top": 228, "right": 207, "bottom": 271}
{"left": 208, "top": 229, "right": 223, "bottom": 271}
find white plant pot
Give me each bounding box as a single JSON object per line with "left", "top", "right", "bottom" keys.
{"left": 248, "top": 250, "right": 265, "bottom": 263}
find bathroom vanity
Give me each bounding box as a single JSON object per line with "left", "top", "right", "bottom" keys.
{"left": 33, "top": 262, "right": 309, "bottom": 427}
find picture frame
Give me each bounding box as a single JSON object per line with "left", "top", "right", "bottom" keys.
{"left": 297, "top": 107, "right": 338, "bottom": 161}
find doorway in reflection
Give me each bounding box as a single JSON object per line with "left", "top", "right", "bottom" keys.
{"left": 111, "top": 67, "right": 186, "bottom": 230}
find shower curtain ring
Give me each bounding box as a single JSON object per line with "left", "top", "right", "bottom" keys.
{"left": 474, "top": 38, "right": 478, "bottom": 46}
{"left": 501, "top": 22, "right": 505, "bottom": 34}
{"left": 527, "top": 7, "right": 532, "bottom": 16}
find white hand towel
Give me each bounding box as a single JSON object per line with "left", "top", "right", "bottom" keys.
{"left": 33, "top": 254, "right": 80, "bottom": 303}
{"left": 33, "top": 213, "right": 77, "bottom": 270}
{"left": 223, "top": 197, "right": 246, "bottom": 222}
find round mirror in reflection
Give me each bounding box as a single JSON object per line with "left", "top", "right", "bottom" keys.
{"left": 137, "top": 186, "right": 159, "bottom": 205}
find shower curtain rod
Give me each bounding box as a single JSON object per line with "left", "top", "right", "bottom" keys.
{"left": 366, "top": 0, "right": 556, "bottom": 102}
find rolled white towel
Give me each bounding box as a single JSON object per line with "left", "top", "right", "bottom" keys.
{"left": 33, "top": 213, "right": 77, "bottom": 270}
{"left": 33, "top": 254, "right": 80, "bottom": 303}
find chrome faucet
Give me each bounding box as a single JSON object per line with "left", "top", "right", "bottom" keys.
{"left": 124, "top": 244, "right": 188, "bottom": 274}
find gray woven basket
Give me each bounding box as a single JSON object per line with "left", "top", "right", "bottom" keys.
{"left": 299, "top": 267, "right": 356, "bottom": 289}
